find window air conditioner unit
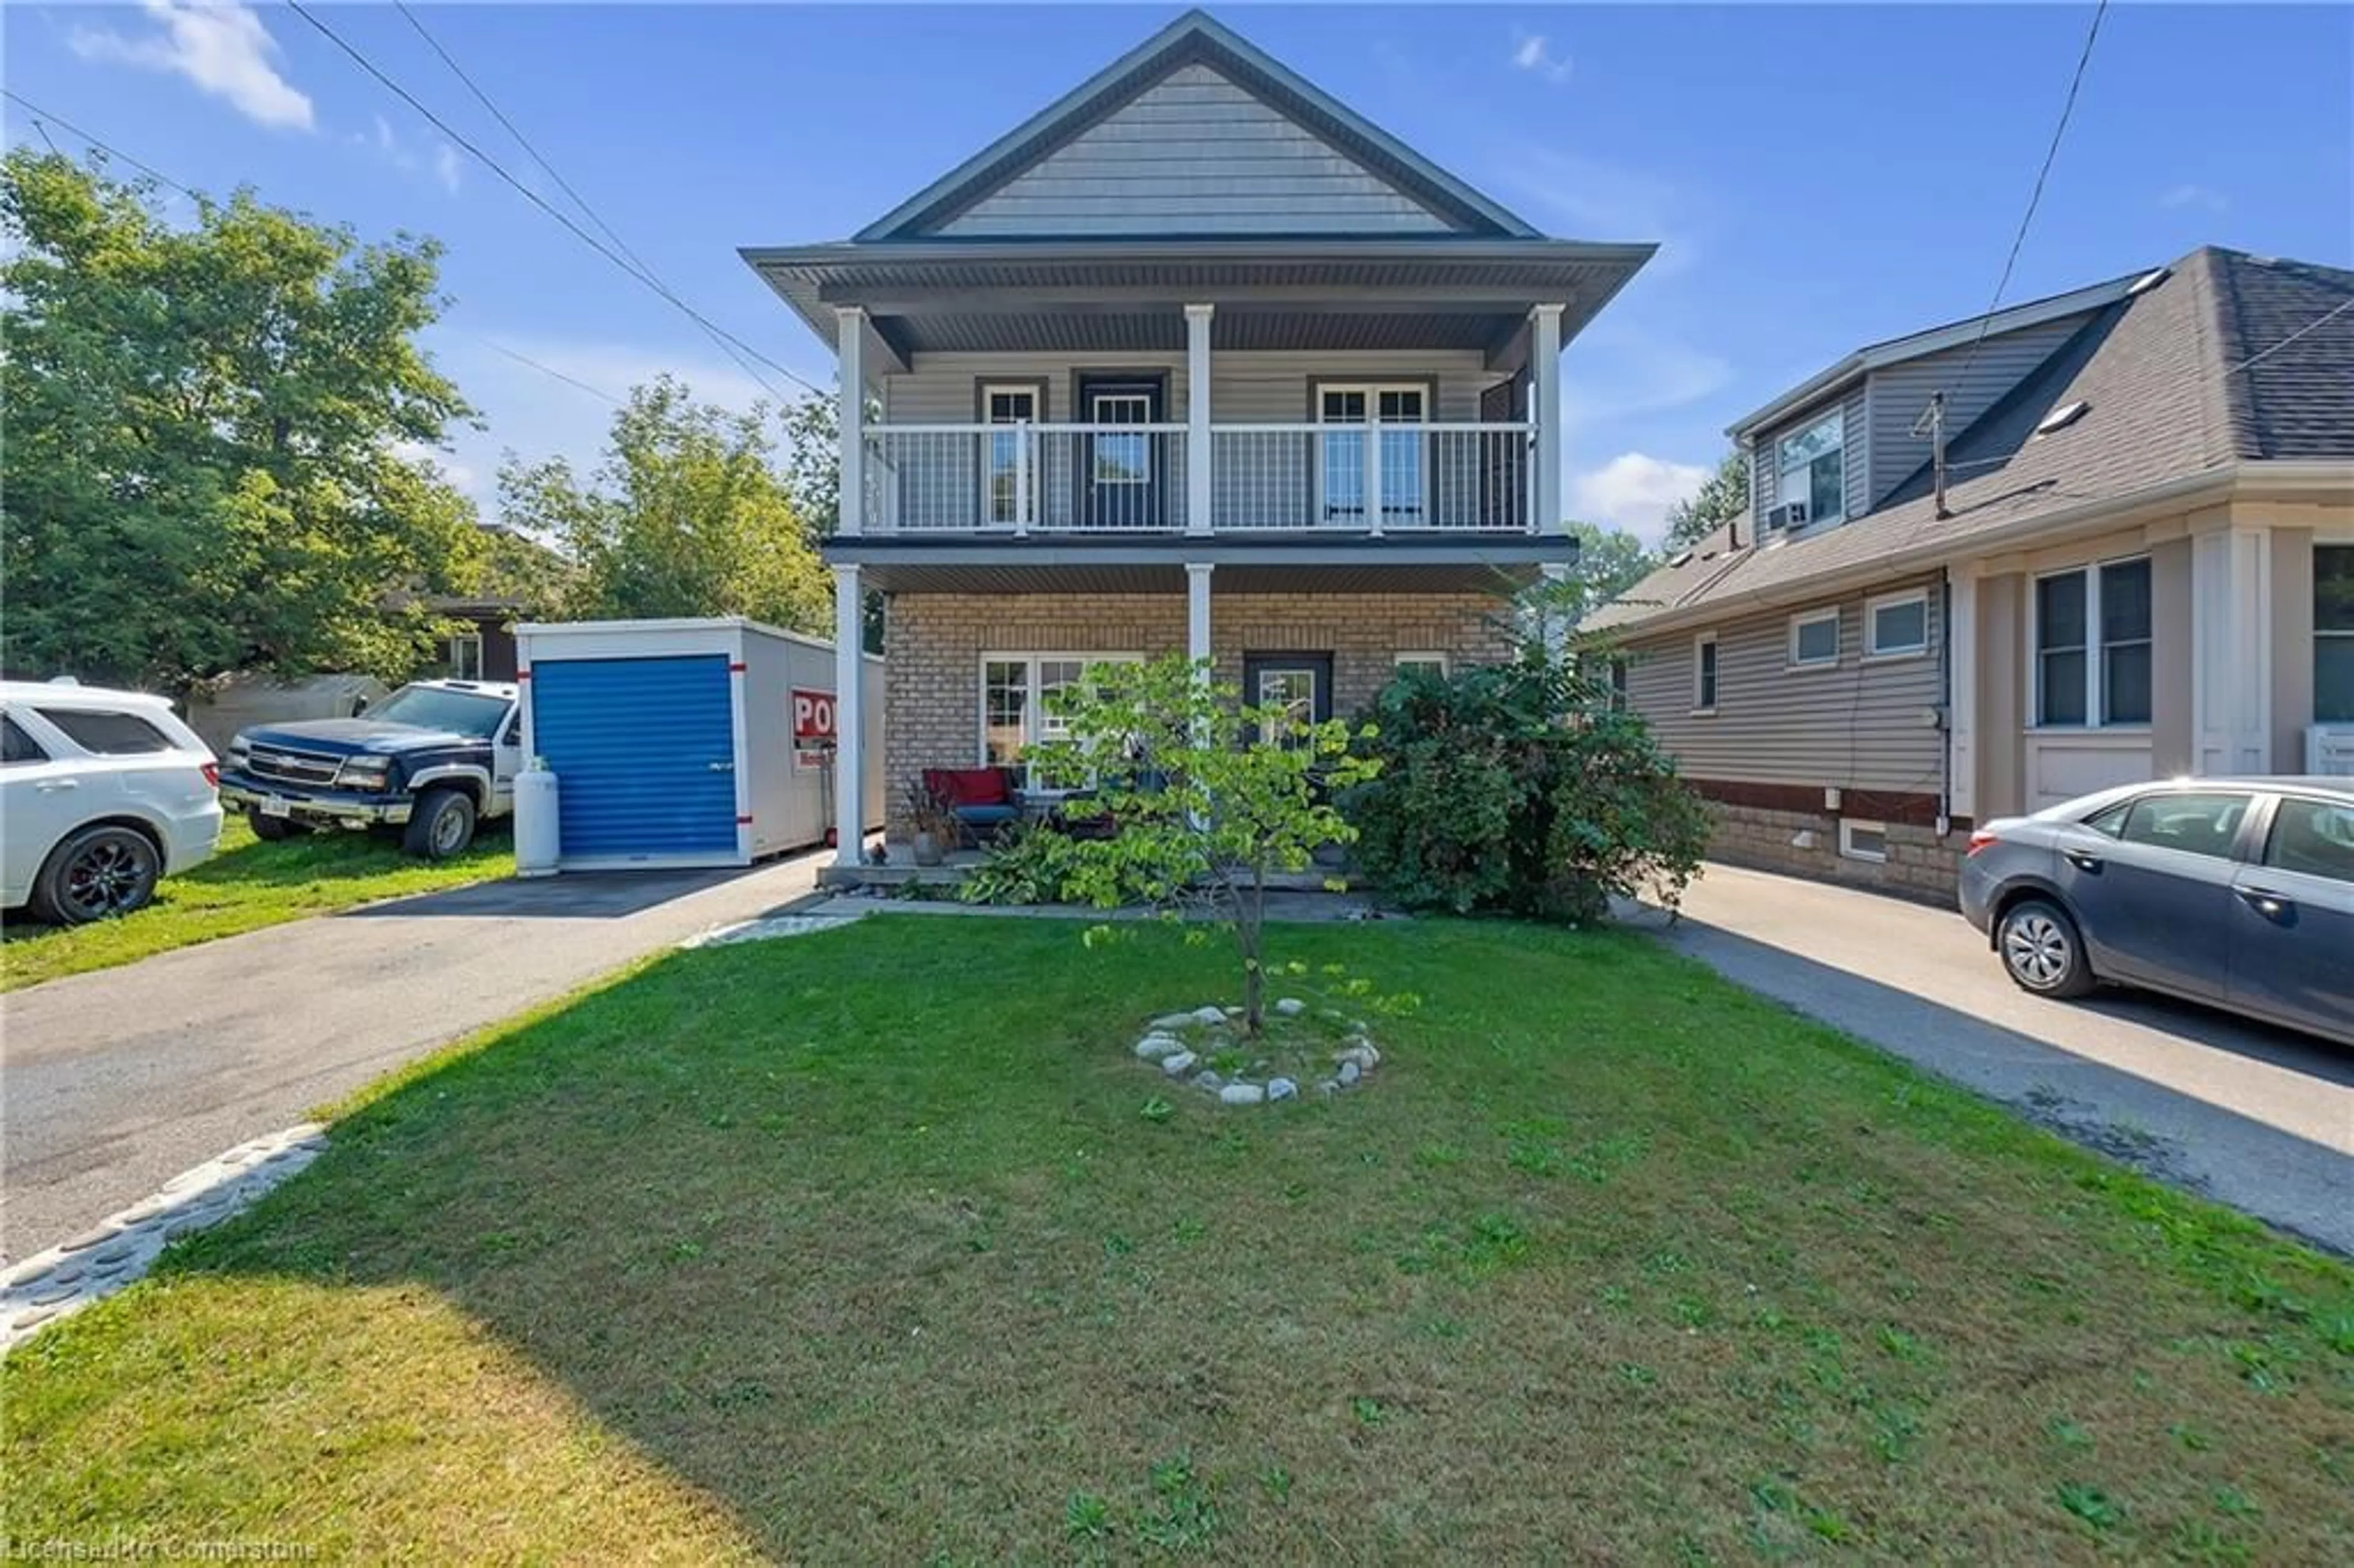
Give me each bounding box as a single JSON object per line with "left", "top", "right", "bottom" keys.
{"left": 1766, "top": 500, "right": 1809, "bottom": 531}
{"left": 2306, "top": 723, "right": 2354, "bottom": 777}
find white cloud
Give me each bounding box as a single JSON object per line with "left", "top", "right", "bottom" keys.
{"left": 390, "top": 439, "right": 480, "bottom": 498}
{"left": 1496, "top": 147, "right": 1696, "bottom": 268}
{"left": 1570, "top": 453, "right": 1710, "bottom": 547}
{"left": 433, "top": 143, "right": 463, "bottom": 196}
{"left": 355, "top": 115, "right": 463, "bottom": 197}
{"left": 1510, "top": 29, "right": 1572, "bottom": 85}
{"left": 2158, "top": 182, "right": 2230, "bottom": 213}
{"left": 1560, "top": 326, "right": 1734, "bottom": 427}
{"left": 69, "top": 2, "right": 313, "bottom": 132}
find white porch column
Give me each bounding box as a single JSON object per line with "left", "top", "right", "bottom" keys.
{"left": 835, "top": 306, "right": 866, "bottom": 537}
{"left": 1946, "top": 566, "right": 1978, "bottom": 824}
{"left": 1530, "top": 303, "right": 1565, "bottom": 533}
{"left": 1186, "top": 561, "right": 1214, "bottom": 673}
{"left": 832, "top": 564, "right": 865, "bottom": 867}
{"left": 1185, "top": 304, "right": 1214, "bottom": 536}
{"left": 2192, "top": 525, "right": 2276, "bottom": 774}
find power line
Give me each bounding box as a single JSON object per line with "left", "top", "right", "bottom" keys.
{"left": 1949, "top": 0, "right": 2110, "bottom": 393}
{"left": 2, "top": 90, "right": 622, "bottom": 408}
{"left": 2227, "top": 295, "right": 2354, "bottom": 376}
{"left": 283, "top": 0, "right": 823, "bottom": 402}
{"left": 2, "top": 90, "right": 195, "bottom": 197}
{"left": 388, "top": 0, "right": 781, "bottom": 402}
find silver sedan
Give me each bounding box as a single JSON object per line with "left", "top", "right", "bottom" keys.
{"left": 1959, "top": 777, "right": 2354, "bottom": 1045}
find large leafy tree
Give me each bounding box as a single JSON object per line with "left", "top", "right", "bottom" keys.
{"left": 1560, "top": 520, "right": 1657, "bottom": 619}
{"left": 1, "top": 150, "right": 481, "bottom": 690}
{"left": 1661, "top": 447, "right": 1751, "bottom": 551}
{"left": 498, "top": 377, "right": 830, "bottom": 636}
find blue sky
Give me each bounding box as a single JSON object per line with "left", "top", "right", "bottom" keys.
{"left": 7, "top": 2, "right": 2350, "bottom": 543}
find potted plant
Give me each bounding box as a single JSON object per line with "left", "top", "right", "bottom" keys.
{"left": 904, "top": 775, "right": 955, "bottom": 867}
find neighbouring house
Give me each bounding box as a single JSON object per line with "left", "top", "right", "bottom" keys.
{"left": 1591, "top": 247, "right": 2354, "bottom": 900}
{"left": 741, "top": 9, "right": 1652, "bottom": 866}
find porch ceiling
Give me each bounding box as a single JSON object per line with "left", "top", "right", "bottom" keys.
{"left": 825, "top": 534, "right": 1572, "bottom": 596}
{"left": 741, "top": 240, "right": 1655, "bottom": 373}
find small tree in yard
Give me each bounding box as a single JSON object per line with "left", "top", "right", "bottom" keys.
{"left": 1023, "top": 655, "right": 1379, "bottom": 1036}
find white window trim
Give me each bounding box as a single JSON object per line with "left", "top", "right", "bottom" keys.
{"left": 1787, "top": 608, "right": 1842, "bottom": 670}
{"left": 1393, "top": 650, "right": 1450, "bottom": 677}
{"left": 1864, "top": 589, "right": 1932, "bottom": 661}
{"left": 1315, "top": 381, "right": 1430, "bottom": 527}
{"left": 979, "top": 382, "right": 1042, "bottom": 529}
{"left": 2317, "top": 543, "right": 2354, "bottom": 724}
{"left": 1692, "top": 631, "right": 1719, "bottom": 715}
{"left": 1838, "top": 819, "right": 1889, "bottom": 864}
{"left": 1775, "top": 408, "right": 1846, "bottom": 529}
{"left": 2031, "top": 554, "right": 2153, "bottom": 732}
{"left": 440, "top": 631, "right": 484, "bottom": 681}
{"left": 977, "top": 652, "right": 1142, "bottom": 773}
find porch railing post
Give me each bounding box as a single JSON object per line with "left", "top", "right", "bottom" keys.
{"left": 1363, "top": 416, "right": 1384, "bottom": 538}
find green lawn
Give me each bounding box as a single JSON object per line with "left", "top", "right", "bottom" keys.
{"left": 1, "top": 815, "right": 512, "bottom": 991}
{"left": 6, "top": 918, "right": 2348, "bottom": 1562}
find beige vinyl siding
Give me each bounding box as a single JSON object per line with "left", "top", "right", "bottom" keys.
{"left": 936, "top": 64, "right": 1454, "bottom": 237}
{"left": 880, "top": 350, "right": 1497, "bottom": 531}
{"left": 1621, "top": 573, "right": 1946, "bottom": 793}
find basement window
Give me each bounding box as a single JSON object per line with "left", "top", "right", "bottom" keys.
{"left": 1838, "top": 820, "right": 1889, "bottom": 863}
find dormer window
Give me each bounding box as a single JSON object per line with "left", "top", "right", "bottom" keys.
{"left": 1776, "top": 411, "right": 1845, "bottom": 528}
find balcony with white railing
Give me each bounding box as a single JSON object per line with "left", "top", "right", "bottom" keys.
{"left": 856, "top": 421, "right": 1537, "bottom": 536}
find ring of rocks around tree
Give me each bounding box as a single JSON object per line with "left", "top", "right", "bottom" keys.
{"left": 1130, "top": 999, "right": 1381, "bottom": 1105}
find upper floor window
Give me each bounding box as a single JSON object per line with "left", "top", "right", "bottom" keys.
{"left": 1693, "top": 633, "right": 1720, "bottom": 712}
{"left": 981, "top": 382, "right": 1042, "bottom": 527}
{"left": 1776, "top": 411, "right": 1845, "bottom": 527}
{"left": 2317, "top": 544, "right": 2354, "bottom": 723}
{"left": 2035, "top": 557, "right": 2152, "bottom": 727}
{"left": 1317, "top": 384, "right": 1427, "bottom": 528}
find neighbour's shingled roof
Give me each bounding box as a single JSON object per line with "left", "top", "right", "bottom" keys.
{"left": 1592, "top": 247, "right": 2354, "bottom": 633}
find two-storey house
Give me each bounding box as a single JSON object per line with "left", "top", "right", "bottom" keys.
{"left": 1593, "top": 248, "right": 2354, "bottom": 899}
{"left": 741, "top": 10, "right": 1651, "bottom": 864}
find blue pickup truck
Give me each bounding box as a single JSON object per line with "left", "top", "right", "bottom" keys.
{"left": 218, "top": 679, "right": 521, "bottom": 859}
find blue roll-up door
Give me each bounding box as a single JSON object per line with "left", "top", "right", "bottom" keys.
{"left": 530, "top": 655, "right": 738, "bottom": 861}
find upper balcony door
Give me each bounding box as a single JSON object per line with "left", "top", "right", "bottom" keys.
{"left": 981, "top": 383, "right": 1042, "bottom": 529}
{"left": 1077, "top": 375, "right": 1165, "bottom": 530}
{"left": 1317, "top": 384, "right": 1428, "bottom": 530}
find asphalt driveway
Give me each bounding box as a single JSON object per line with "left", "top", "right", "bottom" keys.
{"left": 1631, "top": 864, "right": 2354, "bottom": 1254}
{"left": 1, "top": 852, "right": 826, "bottom": 1263}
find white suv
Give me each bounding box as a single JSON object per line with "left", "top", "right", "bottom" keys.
{"left": 1, "top": 682, "right": 224, "bottom": 925}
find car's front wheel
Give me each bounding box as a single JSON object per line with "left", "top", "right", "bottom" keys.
{"left": 1997, "top": 897, "right": 2097, "bottom": 998}
{"left": 30, "top": 824, "right": 162, "bottom": 925}
{"left": 403, "top": 786, "right": 476, "bottom": 860}
{"left": 248, "top": 810, "right": 308, "bottom": 842}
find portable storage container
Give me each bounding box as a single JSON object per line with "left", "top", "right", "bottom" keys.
{"left": 515, "top": 617, "right": 883, "bottom": 871}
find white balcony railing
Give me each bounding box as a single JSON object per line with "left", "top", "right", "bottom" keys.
{"left": 858, "top": 421, "right": 1536, "bottom": 535}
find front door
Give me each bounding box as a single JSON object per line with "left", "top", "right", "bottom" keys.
{"left": 1076, "top": 376, "right": 1163, "bottom": 530}
{"left": 1242, "top": 654, "right": 1334, "bottom": 746}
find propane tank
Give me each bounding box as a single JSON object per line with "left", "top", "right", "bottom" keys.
{"left": 514, "top": 756, "right": 561, "bottom": 877}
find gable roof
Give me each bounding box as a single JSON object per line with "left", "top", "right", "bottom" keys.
{"left": 855, "top": 9, "right": 1539, "bottom": 243}
{"left": 1593, "top": 248, "right": 2354, "bottom": 634}
{"left": 1726, "top": 272, "right": 2146, "bottom": 441}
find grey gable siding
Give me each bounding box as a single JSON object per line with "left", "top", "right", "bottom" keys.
{"left": 1620, "top": 571, "right": 1946, "bottom": 796}
{"left": 936, "top": 64, "right": 1456, "bottom": 237}
{"left": 1862, "top": 315, "right": 2089, "bottom": 508}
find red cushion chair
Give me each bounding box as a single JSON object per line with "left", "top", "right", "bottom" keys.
{"left": 922, "top": 767, "right": 1021, "bottom": 844}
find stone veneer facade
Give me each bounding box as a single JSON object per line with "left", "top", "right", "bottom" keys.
{"left": 1705, "top": 801, "right": 1965, "bottom": 904}
{"left": 882, "top": 590, "right": 1514, "bottom": 837}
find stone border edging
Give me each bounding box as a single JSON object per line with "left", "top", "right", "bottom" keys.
{"left": 1, "top": 1124, "right": 326, "bottom": 1355}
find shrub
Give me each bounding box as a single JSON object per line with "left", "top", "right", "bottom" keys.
{"left": 1345, "top": 642, "right": 1708, "bottom": 923}
{"left": 961, "top": 822, "right": 1087, "bottom": 907}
